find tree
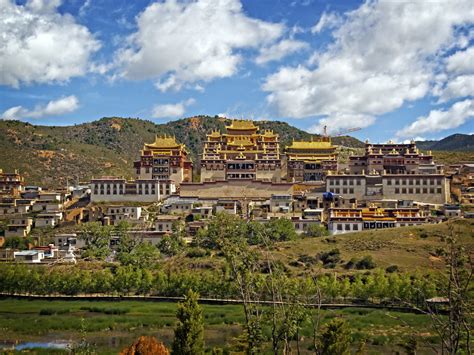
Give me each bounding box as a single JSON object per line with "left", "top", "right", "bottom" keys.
{"left": 264, "top": 218, "right": 298, "bottom": 242}
{"left": 305, "top": 224, "right": 329, "bottom": 238}
{"left": 158, "top": 235, "right": 184, "bottom": 257}
{"left": 424, "top": 232, "right": 473, "bottom": 354}
{"left": 121, "top": 336, "right": 170, "bottom": 355}
{"left": 319, "top": 318, "right": 352, "bottom": 355}
{"left": 172, "top": 289, "right": 204, "bottom": 355}
{"left": 128, "top": 242, "right": 160, "bottom": 269}
{"left": 79, "top": 222, "right": 112, "bottom": 260}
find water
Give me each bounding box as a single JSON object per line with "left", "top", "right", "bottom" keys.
{"left": 14, "top": 341, "right": 70, "bottom": 350}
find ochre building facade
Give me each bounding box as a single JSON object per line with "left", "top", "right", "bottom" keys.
{"left": 285, "top": 137, "right": 338, "bottom": 182}
{"left": 200, "top": 120, "right": 281, "bottom": 182}
{"left": 134, "top": 135, "right": 193, "bottom": 185}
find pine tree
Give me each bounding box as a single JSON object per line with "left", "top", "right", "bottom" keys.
{"left": 319, "top": 318, "right": 351, "bottom": 355}
{"left": 172, "top": 289, "right": 204, "bottom": 355}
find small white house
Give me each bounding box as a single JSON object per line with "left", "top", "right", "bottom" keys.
{"left": 35, "top": 212, "right": 63, "bottom": 228}
{"left": 270, "top": 195, "right": 293, "bottom": 213}
{"left": 14, "top": 250, "right": 45, "bottom": 263}
{"left": 54, "top": 234, "right": 86, "bottom": 250}
{"left": 104, "top": 206, "right": 148, "bottom": 225}
{"left": 5, "top": 217, "right": 33, "bottom": 238}
{"left": 154, "top": 215, "right": 181, "bottom": 234}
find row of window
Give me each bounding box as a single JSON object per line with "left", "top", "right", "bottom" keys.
{"left": 227, "top": 173, "right": 255, "bottom": 179}
{"left": 328, "top": 179, "right": 363, "bottom": 186}
{"left": 394, "top": 187, "right": 442, "bottom": 194}
{"left": 329, "top": 188, "right": 355, "bottom": 194}
{"left": 387, "top": 178, "right": 442, "bottom": 186}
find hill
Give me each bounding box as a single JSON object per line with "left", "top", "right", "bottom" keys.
{"left": 417, "top": 133, "right": 474, "bottom": 151}
{"left": 0, "top": 116, "right": 363, "bottom": 187}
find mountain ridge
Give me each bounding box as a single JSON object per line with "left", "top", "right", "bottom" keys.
{"left": 416, "top": 133, "right": 474, "bottom": 152}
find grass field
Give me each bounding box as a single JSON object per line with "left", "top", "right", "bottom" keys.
{"left": 0, "top": 298, "right": 442, "bottom": 354}
{"left": 165, "top": 219, "right": 474, "bottom": 276}
{"left": 274, "top": 218, "right": 474, "bottom": 275}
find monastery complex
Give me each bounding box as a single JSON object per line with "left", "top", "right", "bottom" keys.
{"left": 1, "top": 118, "right": 472, "bottom": 254}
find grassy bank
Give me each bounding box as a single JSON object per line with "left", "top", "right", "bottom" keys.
{"left": 0, "top": 299, "right": 441, "bottom": 354}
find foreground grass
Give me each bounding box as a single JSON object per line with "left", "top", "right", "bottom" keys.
{"left": 0, "top": 299, "right": 441, "bottom": 354}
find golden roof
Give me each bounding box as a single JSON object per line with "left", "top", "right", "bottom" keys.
{"left": 144, "top": 135, "right": 182, "bottom": 149}
{"left": 208, "top": 130, "right": 221, "bottom": 138}
{"left": 226, "top": 119, "right": 258, "bottom": 131}
{"left": 228, "top": 137, "right": 255, "bottom": 146}
{"left": 286, "top": 140, "right": 335, "bottom": 150}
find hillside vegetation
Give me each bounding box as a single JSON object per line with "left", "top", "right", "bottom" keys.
{"left": 0, "top": 116, "right": 363, "bottom": 187}
{"left": 417, "top": 133, "right": 474, "bottom": 152}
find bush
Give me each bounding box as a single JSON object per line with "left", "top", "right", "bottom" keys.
{"left": 345, "top": 257, "right": 358, "bottom": 269}
{"left": 385, "top": 265, "right": 399, "bottom": 273}
{"left": 186, "top": 247, "right": 209, "bottom": 258}
{"left": 39, "top": 308, "right": 55, "bottom": 316}
{"left": 80, "top": 306, "right": 129, "bottom": 315}
{"left": 305, "top": 224, "right": 329, "bottom": 238}
{"left": 319, "top": 248, "right": 341, "bottom": 267}
{"left": 356, "top": 255, "right": 376, "bottom": 270}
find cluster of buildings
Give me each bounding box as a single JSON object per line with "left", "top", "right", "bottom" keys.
{"left": 0, "top": 119, "right": 472, "bottom": 262}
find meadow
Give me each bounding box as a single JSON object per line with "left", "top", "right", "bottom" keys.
{"left": 0, "top": 298, "right": 441, "bottom": 354}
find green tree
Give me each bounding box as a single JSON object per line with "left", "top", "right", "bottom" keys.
{"left": 80, "top": 222, "right": 112, "bottom": 260}
{"left": 305, "top": 224, "right": 329, "bottom": 238}
{"left": 264, "top": 218, "right": 298, "bottom": 242}
{"left": 319, "top": 318, "right": 352, "bottom": 355}
{"left": 158, "top": 235, "right": 184, "bottom": 257}
{"left": 172, "top": 289, "right": 204, "bottom": 355}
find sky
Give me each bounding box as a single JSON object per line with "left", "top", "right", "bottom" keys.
{"left": 1, "top": 0, "right": 473, "bottom": 143}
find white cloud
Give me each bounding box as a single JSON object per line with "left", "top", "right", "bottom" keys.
{"left": 311, "top": 11, "right": 342, "bottom": 34}
{"left": 439, "top": 75, "right": 474, "bottom": 101}
{"left": 256, "top": 39, "right": 308, "bottom": 65}
{"left": 151, "top": 98, "right": 195, "bottom": 119}
{"left": 397, "top": 99, "right": 474, "bottom": 138}
{"left": 116, "top": 0, "right": 284, "bottom": 91}
{"left": 263, "top": 0, "right": 474, "bottom": 133}
{"left": 1, "top": 95, "right": 80, "bottom": 120}
{"left": 446, "top": 46, "right": 474, "bottom": 75}
{"left": 0, "top": 0, "right": 100, "bottom": 87}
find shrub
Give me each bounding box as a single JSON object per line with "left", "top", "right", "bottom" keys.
{"left": 345, "top": 257, "right": 358, "bottom": 270}
{"left": 319, "top": 248, "right": 341, "bottom": 266}
{"left": 186, "top": 247, "right": 209, "bottom": 258}
{"left": 385, "top": 265, "right": 399, "bottom": 273}
{"left": 356, "top": 255, "right": 376, "bottom": 270}
{"left": 39, "top": 308, "right": 55, "bottom": 316}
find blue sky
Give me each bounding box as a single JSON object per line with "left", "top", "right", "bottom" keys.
{"left": 1, "top": 0, "right": 473, "bottom": 142}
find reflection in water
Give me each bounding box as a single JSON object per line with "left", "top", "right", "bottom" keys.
{"left": 15, "top": 342, "right": 70, "bottom": 350}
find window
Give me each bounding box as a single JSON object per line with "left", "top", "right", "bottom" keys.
{"left": 387, "top": 180, "right": 392, "bottom": 185}
{"left": 409, "top": 188, "right": 413, "bottom": 193}
{"left": 402, "top": 188, "right": 407, "bottom": 193}
{"left": 345, "top": 224, "right": 351, "bottom": 231}
{"left": 423, "top": 188, "right": 428, "bottom": 193}
{"left": 353, "top": 224, "right": 358, "bottom": 230}
{"left": 437, "top": 188, "right": 442, "bottom": 193}
{"left": 337, "top": 224, "right": 343, "bottom": 231}
{"left": 395, "top": 188, "right": 400, "bottom": 193}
